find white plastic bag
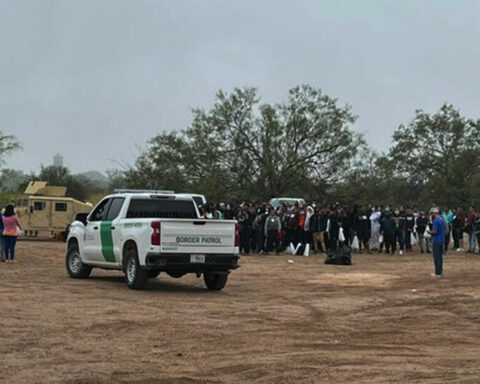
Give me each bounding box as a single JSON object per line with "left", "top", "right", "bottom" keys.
{"left": 378, "top": 234, "right": 384, "bottom": 244}
{"left": 411, "top": 232, "right": 417, "bottom": 246}
{"left": 289, "top": 242, "right": 295, "bottom": 255}
{"left": 303, "top": 243, "right": 310, "bottom": 256}
{"left": 339, "top": 227, "right": 345, "bottom": 242}
{"left": 351, "top": 235, "right": 359, "bottom": 250}
{"left": 424, "top": 230, "right": 431, "bottom": 239}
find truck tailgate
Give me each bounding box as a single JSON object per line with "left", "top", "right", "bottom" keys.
{"left": 160, "top": 220, "right": 236, "bottom": 254}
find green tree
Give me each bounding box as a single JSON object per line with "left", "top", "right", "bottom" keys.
{"left": 121, "top": 86, "right": 364, "bottom": 201}
{"left": 388, "top": 104, "right": 480, "bottom": 207}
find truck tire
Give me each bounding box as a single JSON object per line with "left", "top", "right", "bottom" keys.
{"left": 203, "top": 272, "right": 228, "bottom": 291}
{"left": 148, "top": 271, "right": 161, "bottom": 279}
{"left": 124, "top": 248, "right": 148, "bottom": 290}
{"left": 66, "top": 243, "right": 92, "bottom": 279}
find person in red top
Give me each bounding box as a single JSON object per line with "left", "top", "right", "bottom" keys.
{"left": 2, "top": 204, "right": 22, "bottom": 263}
{"left": 466, "top": 207, "right": 477, "bottom": 253}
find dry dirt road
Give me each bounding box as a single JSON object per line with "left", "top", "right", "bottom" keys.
{"left": 1, "top": 241, "right": 480, "bottom": 384}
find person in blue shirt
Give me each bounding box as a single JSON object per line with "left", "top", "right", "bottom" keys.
{"left": 428, "top": 207, "right": 446, "bottom": 277}
{"left": 0, "top": 203, "right": 4, "bottom": 262}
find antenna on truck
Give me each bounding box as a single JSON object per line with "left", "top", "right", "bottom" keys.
{"left": 113, "top": 189, "right": 175, "bottom": 194}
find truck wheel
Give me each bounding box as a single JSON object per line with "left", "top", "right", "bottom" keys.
{"left": 124, "top": 248, "right": 148, "bottom": 290}
{"left": 148, "top": 270, "right": 161, "bottom": 279}
{"left": 66, "top": 244, "right": 92, "bottom": 279}
{"left": 203, "top": 272, "right": 228, "bottom": 291}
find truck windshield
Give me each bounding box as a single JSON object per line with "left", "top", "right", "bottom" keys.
{"left": 126, "top": 199, "right": 198, "bottom": 219}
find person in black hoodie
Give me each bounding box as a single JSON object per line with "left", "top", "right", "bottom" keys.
{"left": 380, "top": 211, "right": 396, "bottom": 254}
{"left": 405, "top": 207, "right": 415, "bottom": 252}
{"left": 354, "top": 205, "right": 372, "bottom": 254}
{"left": 416, "top": 211, "right": 429, "bottom": 254}
{"left": 327, "top": 206, "right": 340, "bottom": 251}
{"left": 394, "top": 207, "right": 406, "bottom": 255}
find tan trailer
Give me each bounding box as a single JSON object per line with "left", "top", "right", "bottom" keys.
{"left": 16, "top": 181, "right": 93, "bottom": 239}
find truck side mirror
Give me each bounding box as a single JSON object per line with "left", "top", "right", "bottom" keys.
{"left": 75, "top": 213, "right": 88, "bottom": 226}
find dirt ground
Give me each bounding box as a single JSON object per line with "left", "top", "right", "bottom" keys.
{"left": 1, "top": 241, "right": 480, "bottom": 384}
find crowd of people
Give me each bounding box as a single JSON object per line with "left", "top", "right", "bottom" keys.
{"left": 199, "top": 201, "right": 480, "bottom": 259}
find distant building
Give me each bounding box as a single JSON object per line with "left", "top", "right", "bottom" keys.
{"left": 53, "top": 153, "right": 63, "bottom": 167}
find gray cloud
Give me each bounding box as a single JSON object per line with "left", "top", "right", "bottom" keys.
{"left": 1, "top": 0, "right": 479, "bottom": 173}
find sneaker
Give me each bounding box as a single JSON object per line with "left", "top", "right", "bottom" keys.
{"left": 399, "top": 250, "right": 403, "bottom": 255}
{"left": 430, "top": 273, "right": 442, "bottom": 278}
{"left": 456, "top": 248, "right": 462, "bottom": 252}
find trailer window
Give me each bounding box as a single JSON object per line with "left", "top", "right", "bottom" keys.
{"left": 127, "top": 199, "right": 197, "bottom": 219}
{"left": 33, "top": 202, "right": 46, "bottom": 211}
{"left": 55, "top": 203, "right": 68, "bottom": 212}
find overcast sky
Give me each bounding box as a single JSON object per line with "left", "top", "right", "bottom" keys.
{"left": 1, "top": 0, "right": 479, "bottom": 174}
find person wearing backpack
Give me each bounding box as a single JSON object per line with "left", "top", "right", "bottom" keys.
{"left": 264, "top": 208, "right": 281, "bottom": 255}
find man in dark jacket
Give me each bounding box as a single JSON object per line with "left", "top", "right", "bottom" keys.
{"left": 328, "top": 206, "right": 340, "bottom": 251}
{"left": 394, "top": 207, "right": 406, "bottom": 255}
{"left": 416, "top": 211, "right": 429, "bottom": 254}
{"left": 380, "top": 211, "right": 396, "bottom": 254}
{"left": 405, "top": 207, "right": 415, "bottom": 252}
{"left": 354, "top": 205, "right": 371, "bottom": 254}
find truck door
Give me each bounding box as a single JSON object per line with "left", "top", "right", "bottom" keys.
{"left": 99, "top": 197, "right": 125, "bottom": 266}
{"left": 83, "top": 198, "right": 111, "bottom": 263}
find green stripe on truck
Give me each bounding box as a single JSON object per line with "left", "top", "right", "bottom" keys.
{"left": 100, "top": 221, "right": 115, "bottom": 262}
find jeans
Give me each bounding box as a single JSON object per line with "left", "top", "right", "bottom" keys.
{"left": 418, "top": 232, "right": 425, "bottom": 253}
{"left": 396, "top": 230, "right": 405, "bottom": 251}
{"left": 405, "top": 231, "right": 412, "bottom": 250}
{"left": 4, "top": 235, "right": 17, "bottom": 261}
{"left": 265, "top": 230, "right": 280, "bottom": 254}
{"left": 384, "top": 233, "right": 396, "bottom": 254}
{"left": 468, "top": 230, "right": 476, "bottom": 252}
{"left": 432, "top": 242, "right": 443, "bottom": 276}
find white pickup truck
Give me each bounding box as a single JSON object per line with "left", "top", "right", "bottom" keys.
{"left": 66, "top": 191, "right": 240, "bottom": 290}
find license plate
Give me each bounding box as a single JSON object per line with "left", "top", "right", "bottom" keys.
{"left": 190, "top": 254, "right": 205, "bottom": 263}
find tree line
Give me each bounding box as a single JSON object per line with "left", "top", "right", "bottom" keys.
{"left": 1, "top": 85, "right": 480, "bottom": 208}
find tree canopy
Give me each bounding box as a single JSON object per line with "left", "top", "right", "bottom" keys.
{"left": 120, "top": 85, "right": 365, "bottom": 202}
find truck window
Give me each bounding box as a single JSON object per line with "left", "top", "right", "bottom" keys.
{"left": 105, "top": 197, "right": 125, "bottom": 221}
{"left": 55, "top": 203, "right": 68, "bottom": 212}
{"left": 126, "top": 199, "right": 197, "bottom": 219}
{"left": 89, "top": 198, "right": 111, "bottom": 222}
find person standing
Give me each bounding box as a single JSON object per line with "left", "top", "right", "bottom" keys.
{"left": 452, "top": 207, "right": 464, "bottom": 252}
{"left": 466, "top": 207, "right": 477, "bottom": 253}
{"left": 354, "top": 206, "right": 372, "bottom": 254}
{"left": 264, "top": 208, "right": 281, "bottom": 255}
{"left": 0, "top": 203, "right": 4, "bottom": 262}
{"left": 405, "top": 207, "right": 415, "bottom": 252}
{"left": 380, "top": 210, "right": 396, "bottom": 255}
{"left": 442, "top": 207, "right": 453, "bottom": 252}
{"left": 427, "top": 208, "right": 445, "bottom": 277}
{"left": 2, "top": 204, "right": 22, "bottom": 263}
{"left": 369, "top": 207, "right": 381, "bottom": 251}
{"left": 416, "top": 211, "right": 429, "bottom": 254}
{"left": 311, "top": 207, "right": 323, "bottom": 254}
